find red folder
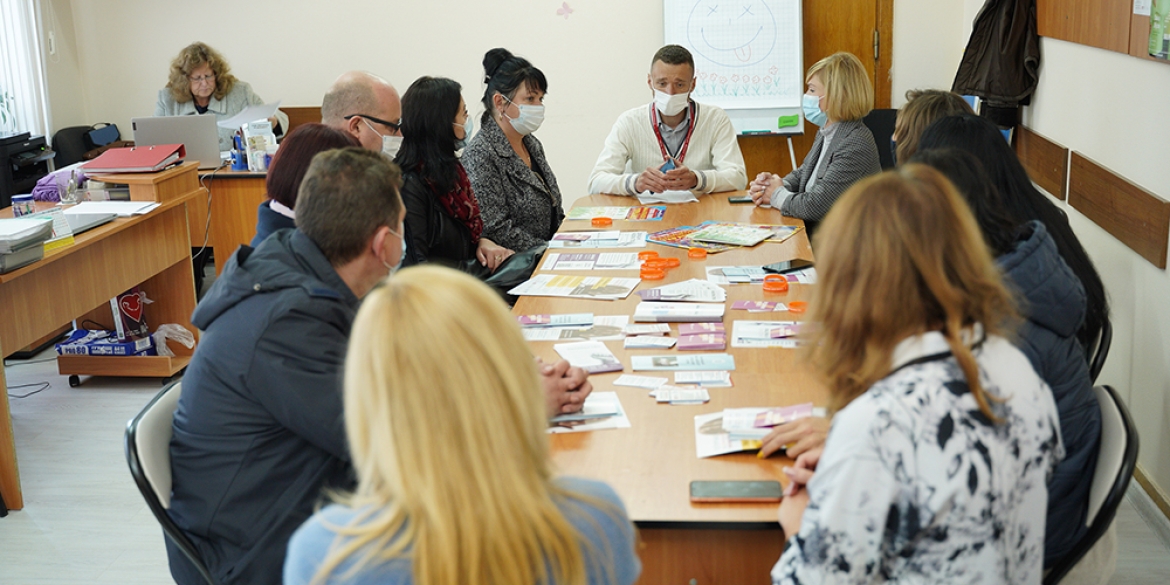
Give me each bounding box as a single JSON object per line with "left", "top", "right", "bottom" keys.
{"left": 82, "top": 144, "right": 186, "bottom": 173}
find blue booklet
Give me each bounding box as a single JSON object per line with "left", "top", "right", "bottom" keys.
{"left": 631, "top": 354, "right": 736, "bottom": 371}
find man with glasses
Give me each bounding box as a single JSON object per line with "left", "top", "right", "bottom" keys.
{"left": 321, "top": 71, "right": 403, "bottom": 156}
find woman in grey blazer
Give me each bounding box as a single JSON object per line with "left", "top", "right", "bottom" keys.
{"left": 463, "top": 48, "right": 563, "bottom": 252}
{"left": 155, "top": 42, "right": 288, "bottom": 151}
{"left": 749, "top": 53, "right": 880, "bottom": 232}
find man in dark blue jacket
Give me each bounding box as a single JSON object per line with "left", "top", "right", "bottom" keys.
{"left": 166, "top": 148, "right": 407, "bottom": 585}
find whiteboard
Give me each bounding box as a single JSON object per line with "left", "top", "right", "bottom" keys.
{"left": 665, "top": 0, "right": 804, "bottom": 134}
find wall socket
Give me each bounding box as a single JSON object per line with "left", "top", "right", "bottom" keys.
{"left": 48, "top": 30, "right": 56, "bottom": 56}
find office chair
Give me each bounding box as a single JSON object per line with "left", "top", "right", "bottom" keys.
{"left": 862, "top": 108, "right": 897, "bottom": 170}
{"left": 1043, "top": 385, "right": 1139, "bottom": 584}
{"left": 1087, "top": 318, "right": 1112, "bottom": 384}
{"left": 125, "top": 381, "right": 217, "bottom": 585}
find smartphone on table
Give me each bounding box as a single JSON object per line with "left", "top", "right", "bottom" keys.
{"left": 763, "top": 259, "right": 815, "bottom": 274}
{"left": 728, "top": 195, "right": 753, "bottom": 204}
{"left": 689, "top": 480, "right": 783, "bottom": 503}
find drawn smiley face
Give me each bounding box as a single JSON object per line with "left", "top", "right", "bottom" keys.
{"left": 686, "top": 1, "right": 777, "bottom": 67}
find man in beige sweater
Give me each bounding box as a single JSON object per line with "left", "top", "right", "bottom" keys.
{"left": 587, "top": 45, "right": 747, "bottom": 196}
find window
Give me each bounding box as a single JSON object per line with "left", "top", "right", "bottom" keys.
{"left": 0, "top": 0, "right": 51, "bottom": 136}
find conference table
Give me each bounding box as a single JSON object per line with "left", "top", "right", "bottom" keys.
{"left": 518, "top": 192, "right": 825, "bottom": 584}
{"left": 0, "top": 165, "right": 201, "bottom": 512}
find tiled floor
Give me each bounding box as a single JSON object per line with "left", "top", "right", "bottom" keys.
{"left": 3, "top": 351, "right": 1170, "bottom": 584}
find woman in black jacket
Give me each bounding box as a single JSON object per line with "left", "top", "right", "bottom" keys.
{"left": 395, "top": 76, "right": 513, "bottom": 270}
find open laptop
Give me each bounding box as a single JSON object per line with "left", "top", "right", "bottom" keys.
{"left": 131, "top": 115, "right": 224, "bottom": 169}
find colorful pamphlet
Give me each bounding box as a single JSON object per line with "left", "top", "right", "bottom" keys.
{"left": 631, "top": 354, "right": 735, "bottom": 371}
{"left": 565, "top": 206, "right": 666, "bottom": 221}
{"left": 731, "top": 321, "right": 800, "bottom": 348}
{"left": 688, "top": 224, "right": 774, "bottom": 247}
{"left": 731, "top": 300, "right": 788, "bottom": 312}
{"left": 647, "top": 225, "right": 736, "bottom": 253}
{"left": 553, "top": 341, "right": 624, "bottom": 374}
{"left": 636, "top": 279, "right": 726, "bottom": 303}
{"left": 677, "top": 333, "right": 727, "bottom": 351}
{"left": 548, "top": 231, "right": 648, "bottom": 249}
{"left": 521, "top": 315, "right": 629, "bottom": 341}
{"left": 679, "top": 322, "right": 725, "bottom": 335}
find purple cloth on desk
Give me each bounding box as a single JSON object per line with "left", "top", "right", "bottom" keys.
{"left": 31, "top": 163, "right": 88, "bottom": 201}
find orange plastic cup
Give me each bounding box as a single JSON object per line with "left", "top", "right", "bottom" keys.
{"left": 687, "top": 247, "right": 707, "bottom": 259}
{"left": 663, "top": 257, "right": 681, "bottom": 268}
{"left": 591, "top": 217, "right": 613, "bottom": 228}
{"left": 637, "top": 250, "right": 660, "bottom": 261}
{"left": 763, "top": 274, "right": 789, "bottom": 293}
{"left": 640, "top": 267, "right": 666, "bottom": 280}
{"left": 788, "top": 300, "right": 808, "bottom": 313}
{"left": 645, "top": 258, "right": 670, "bottom": 270}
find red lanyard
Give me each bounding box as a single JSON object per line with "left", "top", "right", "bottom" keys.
{"left": 649, "top": 101, "right": 698, "bottom": 164}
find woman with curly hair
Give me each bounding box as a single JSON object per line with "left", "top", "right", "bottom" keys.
{"left": 155, "top": 41, "right": 288, "bottom": 150}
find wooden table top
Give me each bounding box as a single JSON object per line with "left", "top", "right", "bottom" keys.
{"left": 519, "top": 191, "right": 826, "bottom": 526}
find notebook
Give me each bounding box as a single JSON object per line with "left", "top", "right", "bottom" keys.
{"left": 132, "top": 115, "right": 222, "bottom": 169}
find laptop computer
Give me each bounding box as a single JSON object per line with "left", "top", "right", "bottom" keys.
{"left": 65, "top": 212, "right": 117, "bottom": 235}
{"left": 132, "top": 115, "right": 224, "bottom": 169}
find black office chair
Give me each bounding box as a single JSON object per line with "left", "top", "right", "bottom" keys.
{"left": 1087, "top": 318, "right": 1112, "bottom": 384}
{"left": 125, "top": 381, "right": 217, "bottom": 585}
{"left": 1043, "top": 385, "right": 1139, "bottom": 584}
{"left": 862, "top": 108, "right": 897, "bottom": 169}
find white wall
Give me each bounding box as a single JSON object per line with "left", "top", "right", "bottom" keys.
{"left": 41, "top": 0, "right": 88, "bottom": 132}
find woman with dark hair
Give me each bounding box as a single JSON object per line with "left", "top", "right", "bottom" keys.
{"left": 155, "top": 42, "right": 288, "bottom": 150}
{"left": 910, "top": 148, "right": 1101, "bottom": 568}
{"left": 395, "top": 77, "right": 513, "bottom": 270}
{"left": 916, "top": 113, "right": 1108, "bottom": 352}
{"left": 251, "top": 123, "right": 359, "bottom": 246}
{"left": 462, "top": 48, "right": 563, "bottom": 252}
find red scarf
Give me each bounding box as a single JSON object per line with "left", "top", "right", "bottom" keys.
{"left": 433, "top": 163, "right": 484, "bottom": 242}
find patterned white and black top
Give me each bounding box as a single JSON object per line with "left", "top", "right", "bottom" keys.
{"left": 772, "top": 329, "right": 1063, "bottom": 584}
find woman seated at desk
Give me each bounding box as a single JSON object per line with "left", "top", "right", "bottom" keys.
{"left": 283, "top": 266, "right": 641, "bottom": 585}
{"left": 395, "top": 77, "right": 512, "bottom": 270}
{"left": 463, "top": 48, "right": 563, "bottom": 252}
{"left": 772, "top": 166, "right": 1061, "bottom": 583}
{"left": 155, "top": 42, "right": 289, "bottom": 151}
{"left": 252, "top": 123, "right": 358, "bottom": 247}
{"left": 747, "top": 52, "right": 881, "bottom": 233}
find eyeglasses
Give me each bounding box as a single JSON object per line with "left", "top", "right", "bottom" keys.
{"left": 188, "top": 74, "right": 216, "bottom": 83}
{"left": 345, "top": 114, "right": 401, "bottom": 134}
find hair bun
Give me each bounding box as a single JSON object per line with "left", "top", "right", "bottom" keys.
{"left": 483, "top": 48, "right": 515, "bottom": 82}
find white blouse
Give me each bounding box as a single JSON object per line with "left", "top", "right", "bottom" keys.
{"left": 773, "top": 330, "right": 1063, "bottom": 584}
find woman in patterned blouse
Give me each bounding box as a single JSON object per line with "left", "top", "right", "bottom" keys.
{"left": 772, "top": 165, "right": 1063, "bottom": 584}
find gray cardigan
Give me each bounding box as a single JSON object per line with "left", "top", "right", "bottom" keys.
{"left": 462, "top": 116, "right": 563, "bottom": 251}
{"left": 780, "top": 119, "right": 881, "bottom": 223}
{"left": 154, "top": 81, "right": 288, "bottom": 151}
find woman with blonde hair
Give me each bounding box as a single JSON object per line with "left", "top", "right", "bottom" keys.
{"left": 283, "top": 266, "right": 640, "bottom": 585}
{"left": 155, "top": 41, "right": 288, "bottom": 150}
{"left": 748, "top": 52, "right": 881, "bottom": 232}
{"left": 891, "top": 89, "right": 973, "bottom": 164}
{"left": 771, "top": 166, "right": 1062, "bottom": 584}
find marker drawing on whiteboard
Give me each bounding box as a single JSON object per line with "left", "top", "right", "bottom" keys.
{"left": 557, "top": 2, "right": 573, "bottom": 19}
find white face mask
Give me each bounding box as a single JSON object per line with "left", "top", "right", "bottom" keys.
{"left": 654, "top": 89, "right": 690, "bottom": 117}
{"left": 504, "top": 99, "right": 545, "bottom": 136}
{"left": 381, "top": 135, "right": 403, "bottom": 159}
{"left": 382, "top": 225, "right": 407, "bottom": 275}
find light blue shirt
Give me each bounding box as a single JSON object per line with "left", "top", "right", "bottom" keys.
{"left": 283, "top": 477, "right": 641, "bottom": 585}
{"left": 154, "top": 80, "right": 288, "bottom": 151}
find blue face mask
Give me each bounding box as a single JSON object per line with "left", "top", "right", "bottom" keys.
{"left": 802, "top": 93, "right": 828, "bottom": 127}
{"left": 454, "top": 118, "right": 474, "bottom": 151}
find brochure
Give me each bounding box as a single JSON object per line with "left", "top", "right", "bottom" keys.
{"left": 522, "top": 315, "right": 630, "bottom": 341}
{"left": 548, "top": 231, "right": 648, "bottom": 249}
{"left": 631, "top": 353, "right": 735, "bottom": 371}
{"left": 731, "top": 300, "right": 788, "bottom": 312}
{"left": 565, "top": 206, "right": 666, "bottom": 221}
{"left": 677, "top": 333, "right": 727, "bottom": 351}
{"left": 651, "top": 385, "right": 710, "bottom": 404}
{"left": 541, "top": 252, "right": 642, "bottom": 271}
{"left": 633, "top": 302, "right": 725, "bottom": 323}
{"left": 622, "top": 323, "right": 671, "bottom": 336}
{"left": 695, "top": 410, "right": 765, "bottom": 458}
{"left": 648, "top": 225, "right": 737, "bottom": 253}
{"left": 553, "top": 341, "right": 624, "bottom": 374}
{"left": 548, "top": 392, "right": 632, "bottom": 434}
{"left": 624, "top": 335, "right": 678, "bottom": 349}
{"left": 508, "top": 274, "right": 641, "bottom": 300}
{"left": 674, "top": 371, "right": 733, "bottom": 387}
{"left": 731, "top": 320, "right": 801, "bottom": 348}
{"left": 753, "top": 403, "right": 815, "bottom": 428}
{"left": 705, "top": 266, "right": 768, "bottom": 285}
{"left": 636, "top": 279, "right": 727, "bottom": 303}
{"left": 612, "top": 374, "right": 668, "bottom": 389}
{"left": 517, "top": 313, "right": 594, "bottom": 327}
{"left": 679, "top": 322, "right": 724, "bottom": 335}
{"left": 688, "top": 224, "right": 773, "bottom": 247}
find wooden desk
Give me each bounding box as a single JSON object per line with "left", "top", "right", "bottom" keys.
{"left": 517, "top": 192, "right": 824, "bottom": 583}
{"left": 0, "top": 192, "right": 200, "bottom": 511}
{"left": 188, "top": 169, "right": 267, "bottom": 274}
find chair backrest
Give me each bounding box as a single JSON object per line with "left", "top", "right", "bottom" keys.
{"left": 1087, "top": 318, "right": 1112, "bottom": 383}
{"left": 861, "top": 108, "right": 897, "bottom": 170}
{"left": 1043, "top": 384, "right": 1139, "bottom": 585}
{"left": 125, "top": 381, "right": 218, "bottom": 585}
{"left": 51, "top": 125, "right": 93, "bottom": 168}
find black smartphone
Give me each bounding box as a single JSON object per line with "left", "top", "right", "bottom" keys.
{"left": 728, "top": 195, "right": 753, "bottom": 204}
{"left": 763, "top": 259, "right": 815, "bottom": 274}
{"left": 690, "top": 480, "right": 783, "bottom": 502}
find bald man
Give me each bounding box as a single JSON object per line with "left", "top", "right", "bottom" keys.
{"left": 321, "top": 71, "right": 402, "bottom": 155}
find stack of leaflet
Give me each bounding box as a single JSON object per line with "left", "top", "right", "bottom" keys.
{"left": 633, "top": 301, "right": 725, "bottom": 322}
{"left": 0, "top": 217, "right": 54, "bottom": 273}
{"left": 636, "top": 279, "right": 726, "bottom": 302}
